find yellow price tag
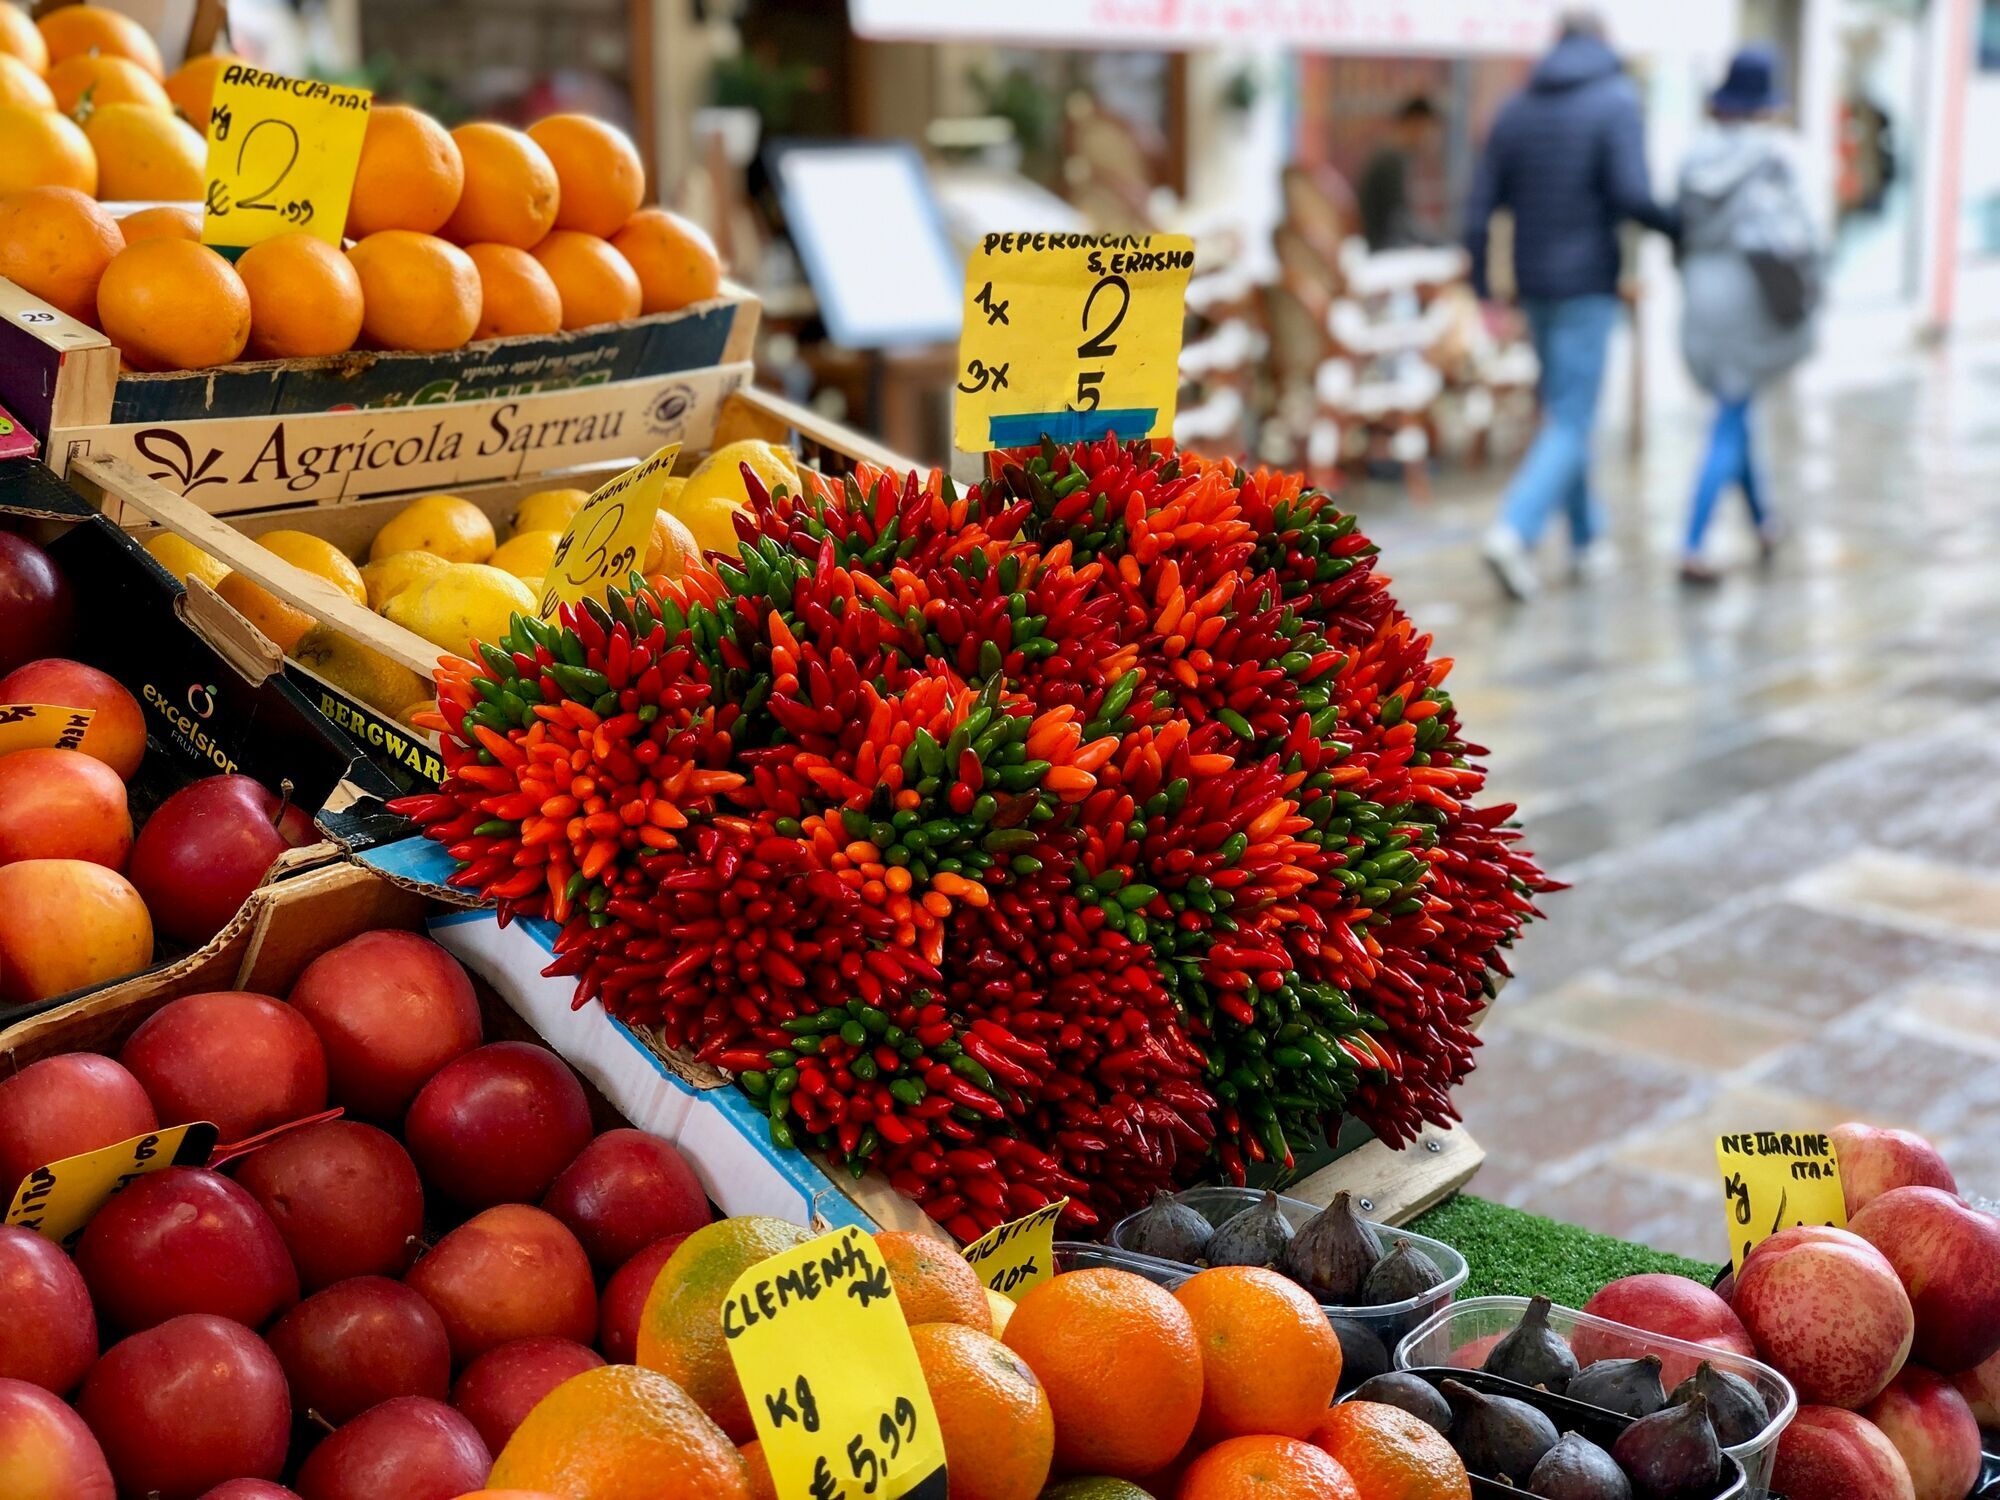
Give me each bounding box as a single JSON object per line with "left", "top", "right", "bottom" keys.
{"left": 202, "top": 65, "right": 372, "bottom": 250}
{"left": 959, "top": 1198, "right": 1067, "bottom": 1297}
{"left": 954, "top": 233, "right": 1194, "bottom": 454}
{"left": 1716, "top": 1131, "right": 1846, "bottom": 1272}
{"left": 540, "top": 442, "right": 683, "bottom": 620}
{"left": 7, "top": 1123, "right": 220, "bottom": 1250}
{"left": 0, "top": 704, "right": 93, "bottom": 754}
{"left": 725, "top": 1226, "right": 947, "bottom": 1500}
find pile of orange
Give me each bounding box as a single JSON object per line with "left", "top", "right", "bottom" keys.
{"left": 0, "top": 3, "right": 724, "bottom": 369}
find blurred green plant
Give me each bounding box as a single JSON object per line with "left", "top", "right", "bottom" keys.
{"left": 969, "top": 63, "right": 1060, "bottom": 173}
{"left": 710, "top": 50, "right": 813, "bottom": 133}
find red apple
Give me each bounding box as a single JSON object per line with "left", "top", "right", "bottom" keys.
{"left": 541, "top": 1127, "right": 710, "bottom": 1269}
{"left": 74, "top": 1165, "right": 299, "bottom": 1332}
{"left": 122, "top": 989, "right": 328, "bottom": 1144}
{"left": 451, "top": 1336, "right": 604, "bottom": 1454}
{"left": 268, "top": 1276, "right": 452, "bottom": 1426}
{"left": 288, "top": 930, "right": 482, "bottom": 1121}
{"left": 0, "top": 1052, "right": 157, "bottom": 1201}
{"left": 404, "top": 1042, "right": 592, "bottom": 1208}
{"left": 127, "top": 775, "right": 314, "bottom": 946}
{"left": 233, "top": 1120, "right": 424, "bottom": 1289}
{"left": 1735, "top": 1225, "right": 1914, "bottom": 1408}
{"left": 0, "top": 658, "right": 143, "bottom": 779}
{"left": 0, "top": 748, "right": 131, "bottom": 868}
{"left": 0, "top": 858, "right": 152, "bottom": 1004}
{"left": 198, "top": 1484, "right": 303, "bottom": 1500}
{"left": 1773, "top": 1404, "right": 1917, "bottom": 1500}
{"left": 1850, "top": 1185, "right": 2000, "bottom": 1373}
{"left": 1574, "top": 1272, "right": 1758, "bottom": 1385}
{"left": 77, "top": 1314, "right": 291, "bottom": 1500}
{"left": 405, "top": 1203, "right": 597, "bottom": 1364}
{"left": 0, "top": 1225, "right": 96, "bottom": 1394}
{"left": 1831, "top": 1123, "right": 1958, "bottom": 1218}
{"left": 1863, "top": 1366, "right": 1983, "bottom": 1500}
{"left": 294, "top": 1396, "right": 491, "bottom": 1500}
{"left": 0, "top": 535, "right": 75, "bottom": 676}
{"left": 599, "top": 1233, "right": 690, "bottom": 1363}
{"left": 1953, "top": 1345, "right": 2000, "bottom": 1425}
{"left": 0, "top": 1374, "right": 114, "bottom": 1500}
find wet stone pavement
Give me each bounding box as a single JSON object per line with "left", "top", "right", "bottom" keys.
{"left": 1344, "top": 335, "right": 2000, "bottom": 1258}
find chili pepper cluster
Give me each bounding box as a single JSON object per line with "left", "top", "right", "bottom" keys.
{"left": 392, "top": 437, "right": 1554, "bottom": 1239}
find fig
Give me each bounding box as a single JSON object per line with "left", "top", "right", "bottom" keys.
{"left": 1351, "top": 1371, "right": 1453, "bottom": 1434}
{"left": 1330, "top": 1317, "right": 1390, "bottom": 1393}
{"left": 1361, "top": 1237, "right": 1446, "bottom": 1306}
{"left": 1529, "top": 1431, "right": 1633, "bottom": 1500}
{"left": 1483, "top": 1294, "right": 1580, "bottom": 1392}
{"left": 1667, "top": 1361, "right": 1767, "bottom": 1447}
{"left": 1442, "top": 1377, "right": 1559, "bottom": 1483}
{"left": 1610, "top": 1390, "right": 1721, "bottom": 1500}
{"left": 1121, "top": 1192, "right": 1213, "bottom": 1264}
{"left": 1281, "top": 1190, "right": 1379, "bottom": 1299}
{"left": 1205, "top": 1190, "right": 1293, "bottom": 1271}
{"left": 1567, "top": 1355, "right": 1666, "bottom": 1419}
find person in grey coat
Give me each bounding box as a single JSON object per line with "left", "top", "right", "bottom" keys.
{"left": 1677, "top": 46, "right": 1820, "bottom": 582}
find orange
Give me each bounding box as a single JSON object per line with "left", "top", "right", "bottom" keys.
{"left": 487, "top": 1364, "right": 752, "bottom": 1500}
{"left": 634, "top": 1216, "right": 814, "bottom": 1443}
{"left": 47, "top": 51, "right": 168, "bottom": 115}
{"left": 0, "top": 50, "right": 50, "bottom": 106}
{"left": 0, "top": 186, "right": 121, "bottom": 324}
{"left": 612, "top": 208, "right": 722, "bottom": 315}
{"left": 0, "top": 3, "right": 47, "bottom": 74}
{"left": 529, "top": 229, "right": 639, "bottom": 330}
{"left": 97, "top": 239, "right": 249, "bottom": 370}
{"left": 215, "top": 529, "right": 366, "bottom": 653}
{"left": 441, "top": 121, "right": 558, "bottom": 249}
{"left": 238, "top": 231, "right": 364, "bottom": 358}
{"left": 347, "top": 230, "right": 481, "bottom": 352}
{"left": 83, "top": 102, "right": 203, "bottom": 201}
{"left": 1002, "top": 1267, "right": 1202, "bottom": 1479}
{"left": 1174, "top": 1266, "right": 1343, "bottom": 1441}
{"left": 739, "top": 1440, "right": 776, "bottom": 1500}
{"left": 912, "top": 1322, "right": 1054, "bottom": 1500}
{"left": 1309, "top": 1402, "right": 1471, "bottom": 1500}
{"left": 464, "top": 241, "right": 562, "bottom": 341}
{"left": 1178, "top": 1436, "right": 1361, "bottom": 1500}
{"left": 0, "top": 102, "right": 95, "bottom": 196}
{"left": 118, "top": 202, "right": 200, "bottom": 243}
{"left": 528, "top": 113, "right": 644, "bottom": 237}
{"left": 875, "top": 1231, "right": 991, "bottom": 1331}
{"left": 346, "top": 104, "right": 463, "bottom": 238}
{"left": 37, "top": 4, "right": 162, "bottom": 77}
{"left": 162, "top": 50, "right": 233, "bottom": 125}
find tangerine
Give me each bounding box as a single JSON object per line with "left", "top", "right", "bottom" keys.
{"left": 118, "top": 202, "right": 200, "bottom": 243}
{"left": 1001, "top": 1267, "right": 1202, "bottom": 1479}
{"left": 1174, "top": 1266, "right": 1343, "bottom": 1440}
{"left": 37, "top": 4, "right": 162, "bottom": 77}
{"left": 487, "top": 1363, "right": 752, "bottom": 1500}
{"left": 0, "top": 50, "right": 51, "bottom": 107}
{"left": 740, "top": 1439, "right": 777, "bottom": 1500}
{"left": 0, "top": 185, "right": 121, "bottom": 324}
{"left": 47, "top": 51, "right": 167, "bottom": 114}
{"left": 96, "top": 238, "right": 249, "bottom": 370}
{"left": 0, "top": 3, "right": 47, "bottom": 74}
{"left": 464, "top": 241, "right": 562, "bottom": 341}
{"left": 346, "top": 104, "right": 464, "bottom": 238}
{"left": 912, "top": 1321, "right": 1054, "bottom": 1500}
{"left": 1177, "top": 1436, "right": 1361, "bottom": 1500}
{"left": 530, "top": 230, "right": 640, "bottom": 330}
{"left": 442, "top": 121, "right": 559, "bottom": 249}
{"left": 347, "top": 230, "right": 480, "bottom": 352}
{"left": 162, "top": 50, "right": 233, "bottom": 124}
{"left": 215, "top": 529, "right": 367, "bottom": 653}
{"left": 238, "top": 231, "right": 364, "bottom": 358}
{"left": 82, "top": 102, "right": 203, "bottom": 201}
{"left": 0, "top": 102, "right": 94, "bottom": 196}
{"left": 528, "top": 113, "right": 644, "bottom": 237}
{"left": 612, "top": 207, "right": 722, "bottom": 314}
{"left": 875, "top": 1231, "right": 992, "bottom": 1331}
{"left": 1309, "top": 1401, "right": 1472, "bottom": 1500}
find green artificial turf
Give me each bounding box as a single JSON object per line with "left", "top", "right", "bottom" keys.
{"left": 1406, "top": 1194, "right": 1724, "bottom": 1306}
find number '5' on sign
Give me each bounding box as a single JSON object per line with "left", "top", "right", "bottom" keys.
{"left": 201, "top": 65, "right": 372, "bottom": 251}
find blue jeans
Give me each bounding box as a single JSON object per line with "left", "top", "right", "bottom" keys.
{"left": 1498, "top": 294, "right": 1622, "bottom": 547}
{"left": 1684, "top": 397, "right": 1767, "bottom": 553}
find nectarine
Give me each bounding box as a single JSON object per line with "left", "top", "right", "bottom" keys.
{"left": 0, "top": 747, "right": 131, "bottom": 867}
{"left": 0, "top": 658, "right": 145, "bottom": 778}
{"left": 0, "top": 858, "right": 151, "bottom": 1004}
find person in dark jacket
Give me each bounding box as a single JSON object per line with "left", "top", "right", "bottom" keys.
{"left": 1465, "top": 10, "right": 1678, "bottom": 599}
{"left": 1358, "top": 96, "right": 1441, "bottom": 251}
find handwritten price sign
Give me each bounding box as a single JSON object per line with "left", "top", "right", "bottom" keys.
{"left": 202, "top": 65, "right": 372, "bottom": 250}
{"left": 954, "top": 232, "right": 1194, "bottom": 454}
{"left": 540, "top": 442, "right": 682, "bottom": 620}
{"left": 1716, "top": 1131, "right": 1847, "bottom": 1272}
{"left": 959, "top": 1198, "right": 1067, "bottom": 1296}
{"left": 0, "top": 704, "right": 92, "bottom": 756}
{"left": 6, "top": 1124, "right": 219, "bottom": 1249}
{"left": 726, "top": 1226, "right": 946, "bottom": 1500}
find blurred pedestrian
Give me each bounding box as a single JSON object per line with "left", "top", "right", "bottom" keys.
{"left": 1464, "top": 9, "right": 1678, "bottom": 599}
{"left": 1676, "top": 45, "right": 1821, "bottom": 583}
{"left": 1358, "top": 96, "right": 1442, "bottom": 251}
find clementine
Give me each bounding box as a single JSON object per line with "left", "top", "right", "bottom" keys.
{"left": 346, "top": 230, "right": 481, "bottom": 352}
{"left": 1174, "top": 1266, "right": 1343, "bottom": 1440}
{"left": 37, "top": 3, "right": 162, "bottom": 77}
{"left": 529, "top": 231, "right": 640, "bottom": 330}
{"left": 346, "top": 103, "right": 464, "bottom": 238}
{"left": 96, "top": 239, "right": 249, "bottom": 370}
{"left": 1177, "top": 1436, "right": 1361, "bottom": 1500}
{"left": 912, "top": 1322, "right": 1055, "bottom": 1500}
{"left": 874, "top": 1231, "right": 992, "bottom": 1331}
{"left": 0, "top": 3, "right": 47, "bottom": 74}
{"left": 465, "top": 241, "right": 563, "bottom": 340}
{"left": 487, "top": 1364, "right": 752, "bottom": 1500}
{"left": 0, "top": 50, "right": 51, "bottom": 107}
{"left": 238, "top": 231, "right": 364, "bottom": 358}
{"left": 162, "top": 50, "right": 234, "bottom": 125}
{"left": 118, "top": 203, "right": 201, "bottom": 244}
{"left": 0, "top": 185, "right": 121, "bottom": 324}
{"left": 1310, "top": 1401, "right": 1472, "bottom": 1500}
{"left": 0, "top": 101, "right": 95, "bottom": 196}
{"left": 528, "top": 113, "right": 644, "bottom": 237}
{"left": 441, "top": 121, "right": 559, "bottom": 249}
{"left": 47, "top": 51, "right": 168, "bottom": 114}
{"left": 612, "top": 207, "right": 723, "bottom": 314}
{"left": 82, "top": 102, "right": 203, "bottom": 201}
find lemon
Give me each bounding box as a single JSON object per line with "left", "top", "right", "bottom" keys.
{"left": 654, "top": 475, "right": 685, "bottom": 510}
{"left": 216, "top": 529, "right": 367, "bottom": 654}
{"left": 359, "top": 549, "right": 450, "bottom": 612}
{"left": 645, "top": 508, "right": 699, "bottom": 578}
{"left": 985, "top": 1286, "right": 1016, "bottom": 1339}
{"left": 511, "top": 486, "right": 591, "bottom": 535}
{"left": 368, "top": 493, "right": 496, "bottom": 564}
{"left": 667, "top": 439, "right": 800, "bottom": 559}
{"left": 291, "top": 625, "right": 430, "bottom": 717}
{"left": 386, "top": 563, "right": 536, "bottom": 659}
{"left": 144, "top": 532, "right": 229, "bottom": 590}
{"left": 259, "top": 530, "right": 368, "bottom": 603}
{"left": 489, "top": 529, "right": 564, "bottom": 580}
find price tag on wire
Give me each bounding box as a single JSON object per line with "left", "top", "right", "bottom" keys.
{"left": 959, "top": 1198, "right": 1067, "bottom": 1297}
{"left": 6, "top": 1124, "right": 220, "bottom": 1249}
{"left": 202, "top": 64, "right": 372, "bottom": 250}
{"left": 954, "top": 232, "right": 1194, "bottom": 453}
{"left": 539, "top": 442, "right": 682, "bottom": 620}
{"left": 0, "top": 704, "right": 92, "bottom": 755}
{"left": 725, "top": 1225, "right": 947, "bottom": 1500}
{"left": 1716, "top": 1131, "right": 1846, "bottom": 1272}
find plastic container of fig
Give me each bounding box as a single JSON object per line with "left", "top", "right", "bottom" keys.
{"left": 1345, "top": 1367, "right": 1750, "bottom": 1499}
{"left": 1397, "top": 1295, "right": 1796, "bottom": 1499}
{"left": 1107, "top": 1186, "right": 1470, "bottom": 1374}
{"left": 1052, "top": 1241, "right": 1195, "bottom": 1283}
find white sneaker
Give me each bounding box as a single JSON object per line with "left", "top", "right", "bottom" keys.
{"left": 1482, "top": 525, "right": 1540, "bottom": 600}
{"left": 1571, "top": 539, "right": 1619, "bottom": 582}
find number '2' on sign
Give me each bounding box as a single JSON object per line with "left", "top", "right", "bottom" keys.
{"left": 202, "top": 66, "right": 372, "bottom": 251}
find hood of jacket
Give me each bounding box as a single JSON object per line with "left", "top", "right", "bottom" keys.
{"left": 1530, "top": 33, "right": 1623, "bottom": 92}
{"left": 1681, "top": 124, "right": 1785, "bottom": 209}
